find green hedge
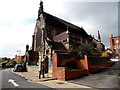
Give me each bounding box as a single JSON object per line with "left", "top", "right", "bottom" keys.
{"left": 17, "top": 59, "right": 24, "bottom": 64}
{"left": 1, "top": 60, "right": 16, "bottom": 68}
{"left": 0, "top": 60, "right": 8, "bottom": 65}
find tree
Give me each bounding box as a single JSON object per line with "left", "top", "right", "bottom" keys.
{"left": 17, "top": 59, "right": 24, "bottom": 64}
{"left": 101, "top": 52, "right": 111, "bottom": 60}
{"left": 5, "top": 60, "right": 16, "bottom": 68}
{"left": 70, "top": 43, "right": 94, "bottom": 59}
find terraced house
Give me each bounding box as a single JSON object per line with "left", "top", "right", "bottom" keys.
{"left": 109, "top": 34, "right": 120, "bottom": 58}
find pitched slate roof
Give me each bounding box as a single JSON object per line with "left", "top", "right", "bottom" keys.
{"left": 47, "top": 41, "right": 68, "bottom": 53}
{"left": 53, "top": 32, "right": 69, "bottom": 41}
{"left": 44, "top": 12, "right": 89, "bottom": 37}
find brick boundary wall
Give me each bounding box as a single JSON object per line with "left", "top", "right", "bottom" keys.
{"left": 89, "top": 62, "right": 115, "bottom": 73}
{"left": 52, "top": 53, "right": 115, "bottom": 80}
{"left": 52, "top": 53, "right": 66, "bottom": 80}
{"left": 52, "top": 53, "right": 89, "bottom": 80}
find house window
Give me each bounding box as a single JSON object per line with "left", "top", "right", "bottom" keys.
{"left": 85, "top": 40, "right": 88, "bottom": 43}
{"left": 63, "top": 39, "right": 67, "bottom": 42}
{"left": 118, "top": 45, "right": 120, "bottom": 49}
{"left": 46, "top": 50, "right": 49, "bottom": 54}
{"left": 36, "top": 31, "right": 42, "bottom": 48}
{"left": 116, "top": 40, "right": 119, "bottom": 44}
{"left": 118, "top": 50, "right": 120, "bottom": 53}
{"left": 67, "top": 38, "right": 69, "bottom": 42}
{"left": 114, "top": 45, "right": 116, "bottom": 49}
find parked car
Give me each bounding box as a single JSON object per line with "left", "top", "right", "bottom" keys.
{"left": 13, "top": 64, "right": 23, "bottom": 72}
{"left": 110, "top": 56, "right": 119, "bottom": 61}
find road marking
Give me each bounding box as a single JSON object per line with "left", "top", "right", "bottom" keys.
{"left": 1, "top": 70, "right": 4, "bottom": 72}
{"left": 8, "top": 79, "right": 19, "bottom": 87}
{"left": 1, "top": 68, "right": 12, "bottom": 72}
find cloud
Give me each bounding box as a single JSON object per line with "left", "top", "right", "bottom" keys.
{"left": 0, "top": 0, "right": 40, "bottom": 25}
{"left": 0, "top": 23, "right": 35, "bottom": 58}
{"left": 59, "top": 2, "right": 118, "bottom": 47}
{"left": 0, "top": 0, "right": 39, "bottom": 58}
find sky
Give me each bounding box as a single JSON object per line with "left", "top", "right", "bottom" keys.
{"left": 0, "top": 0, "right": 119, "bottom": 58}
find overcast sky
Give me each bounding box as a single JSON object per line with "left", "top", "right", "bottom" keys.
{"left": 0, "top": 0, "right": 119, "bottom": 58}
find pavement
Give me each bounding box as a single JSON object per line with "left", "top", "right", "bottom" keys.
{"left": 12, "top": 66, "right": 97, "bottom": 89}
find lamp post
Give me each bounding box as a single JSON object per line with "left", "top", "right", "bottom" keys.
{"left": 17, "top": 50, "right": 21, "bottom": 56}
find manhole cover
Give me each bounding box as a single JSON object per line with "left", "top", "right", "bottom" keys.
{"left": 57, "top": 82, "right": 64, "bottom": 84}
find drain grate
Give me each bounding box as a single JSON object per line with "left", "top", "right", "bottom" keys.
{"left": 57, "top": 82, "right": 65, "bottom": 84}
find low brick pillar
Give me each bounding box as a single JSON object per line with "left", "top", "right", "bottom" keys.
{"left": 52, "top": 53, "right": 66, "bottom": 80}
{"left": 74, "top": 55, "right": 89, "bottom": 74}
{"left": 52, "top": 53, "right": 58, "bottom": 78}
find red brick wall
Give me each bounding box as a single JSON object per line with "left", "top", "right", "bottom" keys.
{"left": 52, "top": 53, "right": 115, "bottom": 80}
{"left": 74, "top": 56, "right": 89, "bottom": 70}
{"left": 52, "top": 53, "right": 89, "bottom": 80}
{"left": 89, "top": 62, "right": 115, "bottom": 73}
{"left": 52, "top": 53, "right": 66, "bottom": 80}
{"left": 53, "top": 67, "right": 66, "bottom": 80}
{"left": 58, "top": 54, "right": 74, "bottom": 67}
{"left": 65, "top": 69, "right": 88, "bottom": 80}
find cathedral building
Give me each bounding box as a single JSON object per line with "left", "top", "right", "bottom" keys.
{"left": 32, "top": 1, "right": 105, "bottom": 62}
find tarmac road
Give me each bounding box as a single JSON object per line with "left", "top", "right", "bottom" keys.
{"left": 68, "top": 62, "right": 120, "bottom": 90}
{"left": 1, "top": 68, "right": 55, "bottom": 89}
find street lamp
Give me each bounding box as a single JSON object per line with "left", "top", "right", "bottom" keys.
{"left": 17, "top": 50, "right": 21, "bottom": 56}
